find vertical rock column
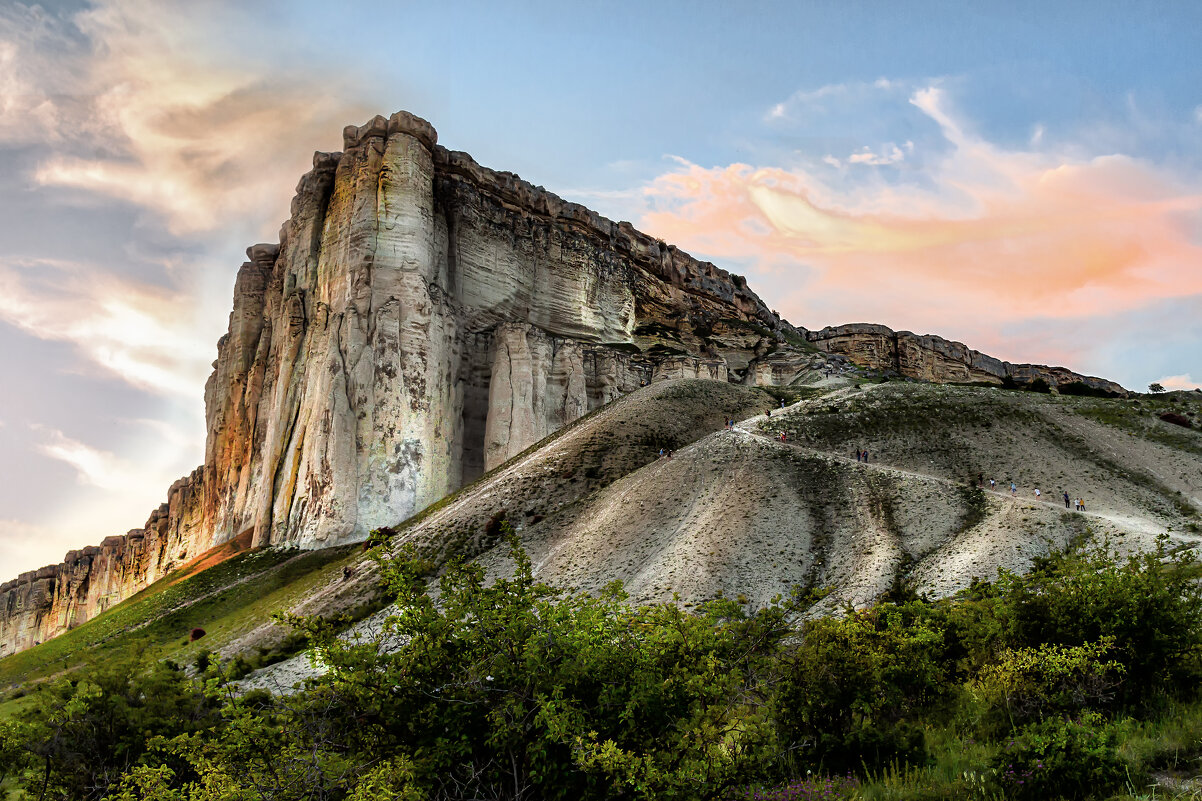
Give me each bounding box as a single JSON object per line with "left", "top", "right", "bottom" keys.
{"left": 354, "top": 112, "right": 465, "bottom": 533}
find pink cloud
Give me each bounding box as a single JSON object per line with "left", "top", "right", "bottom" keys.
{"left": 639, "top": 87, "right": 1202, "bottom": 366}
{"left": 1157, "top": 374, "right": 1202, "bottom": 391}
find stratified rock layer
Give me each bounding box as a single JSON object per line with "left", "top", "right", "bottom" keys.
{"left": 806, "top": 324, "right": 1126, "bottom": 396}
{"left": 0, "top": 111, "right": 1128, "bottom": 657}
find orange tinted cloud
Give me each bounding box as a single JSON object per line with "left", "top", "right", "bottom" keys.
{"left": 641, "top": 87, "right": 1202, "bottom": 341}
{"left": 1157, "top": 374, "right": 1202, "bottom": 391}
{"left": 15, "top": 0, "right": 375, "bottom": 236}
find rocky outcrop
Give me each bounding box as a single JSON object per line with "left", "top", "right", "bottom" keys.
{"left": 1, "top": 112, "right": 1130, "bottom": 658}
{"left": 1, "top": 111, "right": 798, "bottom": 656}
{"left": 806, "top": 324, "right": 1127, "bottom": 396}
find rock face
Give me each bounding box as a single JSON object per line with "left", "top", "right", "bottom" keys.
{"left": 806, "top": 324, "right": 1127, "bottom": 396}
{"left": 0, "top": 111, "right": 799, "bottom": 656}
{"left": 0, "top": 111, "right": 1129, "bottom": 658}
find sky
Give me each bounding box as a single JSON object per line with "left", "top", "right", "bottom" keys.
{"left": 1, "top": 0, "right": 1200, "bottom": 576}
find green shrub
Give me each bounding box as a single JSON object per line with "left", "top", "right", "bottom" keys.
{"left": 999, "top": 539, "right": 1202, "bottom": 706}
{"left": 8, "top": 654, "right": 220, "bottom": 800}
{"left": 972, "top": 638, "right": 1124, "bottom": 733}
{"left": 775, "top": 608, "right": 946, "bottom": 771}
{"left": 988, "top": 711, "right": 1126, "bottom": 800}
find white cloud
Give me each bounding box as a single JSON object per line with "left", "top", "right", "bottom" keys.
{"left": 766, "top": 78, "right": 904, "bottom": 122}
{"left": 0, "top": 518, "right": 73, "bottom": 574}
{"left": 846, "top": 144, "right": 906, "bottom": 166}
{"left": 2, "top": 0, "right": 375, "bottom": 236}
{"left": 822, "top": 154, "right": 842, "bottom": 168}
{"left": 0, "top": 4, "right": 90, "bottom": 146}
{"left": 31, "top": 420, "right": 201, "bottom": 496}
{"left": 7, "top": 418, "right": 204, "bottom": 575}
{"left": 33, "top": 426, "right": 130, "bottom": 491}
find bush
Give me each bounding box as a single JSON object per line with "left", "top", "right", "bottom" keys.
{"left": 972, "top": 639, "right": 1124, "bottom": 733}
{"left": 1160, "top": 411, "right": 1193, "bottom": 428}
{"left": 999, "top": 540, "right": 1202, "bottom": 706}
{"left": 988, "top": 711, "right": 1126, "bottom": 800}
{"left": 9, "top": 654, "right": 220, "bottom": 800}
{"left": 775, "top": 608, "right": 946, "bottom": 771}
{"left": 732, "top": 772, "right": 860, "bottom": 800}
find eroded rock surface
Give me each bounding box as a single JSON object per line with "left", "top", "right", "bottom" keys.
{"left": 807, "top": 323, "right": 1126, "bottom": 396}
{"left": 1, "top": 112, "right": 797, "bottom": 655}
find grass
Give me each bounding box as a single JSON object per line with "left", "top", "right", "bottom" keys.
{"left": 1071, "top": 396, "right": 1202, "bottom": 458}
{"left": 770, "top": 698, "right": 1202, "bottom": 800}
{"left": 0, "top": 543, "right": 363, "bottom": 695}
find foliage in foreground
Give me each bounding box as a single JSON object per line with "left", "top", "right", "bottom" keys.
{"left": 1, "top": 533, "right": 1201, "bottom": 800}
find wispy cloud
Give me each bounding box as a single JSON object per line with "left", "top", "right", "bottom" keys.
{"left": 846, "top": 143, "right": 908, "bottom": 166}
{"left": 0, "top": 258, "right": 213, "bottom": 395}
{"left": 0, "top": 0, "right": 380, "bottom": 399}
{"left": 12, "top": 419, "right": 205, "bottom": 570}
{"left": 765, "top": 78, "right": 902, "bottom": 122}
{"left": 4, "top": 0, "right": 374, "bottom": 236}
{"left": 641, "top": 85, "right": 1202, "bottom": 368}
{"left": 1156, "top": 374, "right": 1202, "bottom": 391}
{"left": 30, "top": 419, "right": 202, "bottom": 495}
{"left": 33, "top": 426, "right": 132, "bottom": 491}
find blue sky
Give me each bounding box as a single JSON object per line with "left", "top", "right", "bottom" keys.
{"left": 1, "top": 0, "right": 1200, "bottom": 575}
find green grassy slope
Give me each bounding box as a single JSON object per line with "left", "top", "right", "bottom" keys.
{"left": 0, "top": 543, "right": 362, "bottom": 701}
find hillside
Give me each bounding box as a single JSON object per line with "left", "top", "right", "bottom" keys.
{"left": 218, "top": 378, "right": 1199, "bottom": 692}
{"left": 0, "top": 109, "right": 1135, "bottom": 660}
{"left": 476, "top": 381, "right": 1200, "bottom": 611}
{"left": 5, "top": 376, "right": 1199, "bottom": 698}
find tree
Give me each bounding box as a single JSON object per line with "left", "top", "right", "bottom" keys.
{"left": 11, "top": 653, "right": 221, "bottom": 801}
{"left": 1149, "top": 382, "right": 1166, "bottom": 393}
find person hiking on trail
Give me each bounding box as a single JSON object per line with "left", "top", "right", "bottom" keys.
{"left": 1078, "top": 498, "right": 1086, "bottom": 512}
{"left": 658, "top": 447, "right": 665, "bottom": 458}
{"left": 779, "top": 431, "right": 787, "bottom": 442}
{"left": 989, "top": 478, "right": 996, "bottom": 490}
{"left": 1034, "top": 488, "right": 1041, "bottom": 499}
{"left": 862, "top": 450, "right": 868, "bottom": 462}
{"left": 1011, "top": 482, "right": 1017, "bottom": 496}
{"left": 1063, "top": 491, "right": 1071, "bottom": 509}
{"left": 854, "top": 449, "right": 861, "bottom": 462}
{"left": 978, "top": 472, "right": 984, "bottom": 487}
{"left": 766, "top": 408, "right": 772, "bottom": 418}
{"left": 780, "top": 399, "right": 786, "bottom": 408}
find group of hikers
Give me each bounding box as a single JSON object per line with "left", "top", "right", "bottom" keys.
{"left": 979, "top": 473, "right": 1086, "bottom": 511}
